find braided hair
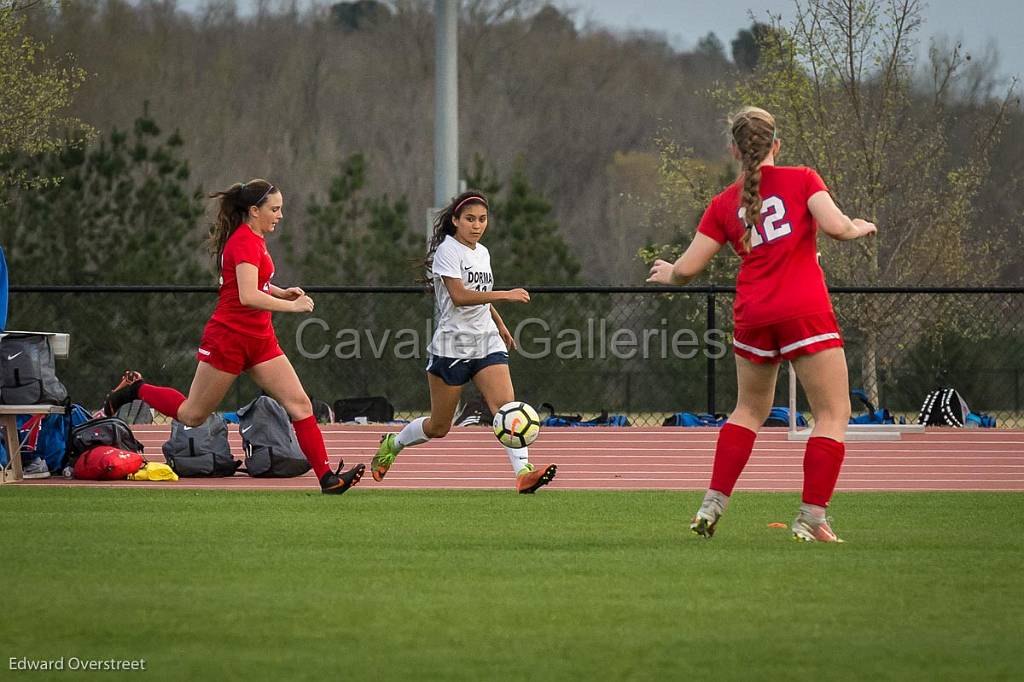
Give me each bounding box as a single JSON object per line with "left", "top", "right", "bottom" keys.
{"left": 729, "top": 107, "right": 777, "bottom": 252}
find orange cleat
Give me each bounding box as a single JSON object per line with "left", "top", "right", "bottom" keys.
{"left": 516, "top": 463, "right": 557, "bottom": 494}
{"left": 371, "top": 433, "right": 399, "bottom": 482}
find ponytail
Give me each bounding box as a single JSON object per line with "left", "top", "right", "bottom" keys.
{"left": 729, "top": 107, "right": 776, "bottom": 252}
{"left": 739, "top": 162, "right": 765, "bottom": 253}
{"left": 206, "top": 178, "right": 276, "bottom": 267}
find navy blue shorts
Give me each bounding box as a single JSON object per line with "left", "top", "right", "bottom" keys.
{"left": 426, "top": 351, "right": 509, "bottom": 386}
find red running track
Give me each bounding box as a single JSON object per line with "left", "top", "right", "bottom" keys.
{"left": 17, "top": 425, "right": 1024, "bottom": 492}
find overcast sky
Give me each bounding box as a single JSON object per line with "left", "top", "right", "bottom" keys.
{"left": 563, "top": 0, "right": 1022, "bottom": 81}
{"left": 174, "top": 1, "right": 1023, "bottom": 81}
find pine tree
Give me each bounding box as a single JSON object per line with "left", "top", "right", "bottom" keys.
{"left": 0, "top": 105, "right": 205, "bottom": 284}
{"left": 0, "top": 105, "right": 208, "bottom": 404}
{"left": 282, "top": 153, "right": 420, "bottom": 285}
{"left": 464, "top": 156, "right": 581, "bottom": 286}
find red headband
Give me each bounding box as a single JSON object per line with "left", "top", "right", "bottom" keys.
{"left": 453, "top": 195, "right": 487, "bottom": 213}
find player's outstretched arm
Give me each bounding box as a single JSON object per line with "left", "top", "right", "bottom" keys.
{"left": 646, "top": 233, "right": 722, "bottom": 286}
{"left": 808, "top": 191, "right": 877, "bottom": 241}
{"left": 442, "top": 276, "right": 530, "bottom": 306}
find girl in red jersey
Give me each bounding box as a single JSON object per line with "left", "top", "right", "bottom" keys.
{"left": 647, "top": 107, "right": 876, "bottom": 542}
{"left": 103, "top": 179, "right": 365, "bottom": 494}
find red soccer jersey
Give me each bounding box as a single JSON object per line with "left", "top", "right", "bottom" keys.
{"left": 209, "top": 225, "right": 274, "bottom": 337}
{"left": 697, "top": 165, "right": 832, "bottom": 327}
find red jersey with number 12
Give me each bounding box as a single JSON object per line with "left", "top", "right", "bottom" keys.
{"left": 209, "top": 225, "right": 275, "bottom": 337}
{"left": 697, "top": 165, "right": 832, "bottom": 327}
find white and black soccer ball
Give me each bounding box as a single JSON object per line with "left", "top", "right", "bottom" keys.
{"left": 492, "top": 401, "right": 541, "bottom": 448}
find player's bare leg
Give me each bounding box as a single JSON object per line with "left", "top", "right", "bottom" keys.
{"left": 474, "top": 364, "right": 555, "bottom": 493}
{"left": 249, "top": 355, "right": 364, "bottom": 494}
{"left": 372, "top": 374, "right": 463, "bottom": 481}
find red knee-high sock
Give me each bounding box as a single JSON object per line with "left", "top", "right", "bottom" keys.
{"left": 709, "top": 422, "right": 757, "bottom": 496}
{"left": 802, "top": 437, "right": 845, "bottom": 507}
{"left": 137, "top": 384, "right": 186, "bottom": 421}
{"left": 292, "top": 415, "right": 331, "bottom": 480}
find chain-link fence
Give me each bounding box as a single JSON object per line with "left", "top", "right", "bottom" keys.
{"left": 10, "top": 285, "right": 1024, "bottom": 428}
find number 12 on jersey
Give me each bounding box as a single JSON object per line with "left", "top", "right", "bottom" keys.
{"left": 737, "top": 195, "right": 792, "bottom": 248}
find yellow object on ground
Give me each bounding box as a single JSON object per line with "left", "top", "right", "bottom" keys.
{"left": 127, "top": 462, "right": 179, "bottom": 481}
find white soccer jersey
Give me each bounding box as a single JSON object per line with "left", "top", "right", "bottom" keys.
{"left": 428, "top": 235, "right": 507, "bottom": 359}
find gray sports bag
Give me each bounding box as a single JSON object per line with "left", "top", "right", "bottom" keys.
{"left": 0, "top": 333, "right": 68, "bottom": 405}
{"left": 162, "top": 414, "right": 240, "bottom": 477}
{"left": 236, "top": 396, "right": 312, "bottom": 478}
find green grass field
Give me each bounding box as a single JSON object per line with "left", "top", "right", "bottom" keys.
{"left": 1, "top": 488, "right": 1021, "bottom": 681}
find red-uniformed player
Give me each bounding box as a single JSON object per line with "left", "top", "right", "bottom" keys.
{"left": 103, "top": 179, "right": 365, "bottom": 494}
{"left": 647, "top": 107, "right": 877, "bottom": 542}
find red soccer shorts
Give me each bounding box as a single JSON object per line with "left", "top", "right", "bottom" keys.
{"left": 196, "top": 320, "right": 283, "bottom": 375}
{"left": 732, "top": 311, "right": 843, "bottom": 364}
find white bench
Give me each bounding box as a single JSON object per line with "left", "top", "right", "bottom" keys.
{"left": 0, "top": 332, "right": 71, "bottom": 484}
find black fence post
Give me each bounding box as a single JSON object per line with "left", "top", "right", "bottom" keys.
{"left": 707, "top": 289, "right": 716, "bottom": 415}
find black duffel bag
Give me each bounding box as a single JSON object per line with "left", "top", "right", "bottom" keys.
{"left": 69, "top": 416, "right": 144, "bottom": 464}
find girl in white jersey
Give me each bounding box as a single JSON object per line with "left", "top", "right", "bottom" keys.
{"left": 371, "top": 190, "right": 557, "bottom": 493}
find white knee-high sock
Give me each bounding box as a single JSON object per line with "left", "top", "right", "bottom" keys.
{"left": 505, "top": 446, "right": 530, "bottom": 475}
{"left": 396, "top": 417, "right": 430, "bottom": 450}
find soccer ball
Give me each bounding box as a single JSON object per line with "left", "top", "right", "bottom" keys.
{"left": 492, "top": 401, "right": 541, "bottom": 449}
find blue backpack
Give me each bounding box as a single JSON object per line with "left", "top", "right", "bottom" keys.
{"left": 541, "top": 414, "right": 632, "bottom": 427}
{"left": 764, "top": 406, "right": 808, "bottom": 427}
{"left": 965, "top": 412, "right": 997, "bottom": 428}
{"left": 850, "top": 410, "right": 897, "bottom": 425}
{"left": 585, "top": 414, "right": 631, "bottom": 427}
{"left": 663, "top": 412, "right": 728, "bottom": 427}
{"left": 849, "top": 389, "right": 905, "bottom": 425}
{"left": 539, "top": 404, "right": 631, "bottom": 427}
{"left": 0, "top": 403, "right": 92, "bottom": 472}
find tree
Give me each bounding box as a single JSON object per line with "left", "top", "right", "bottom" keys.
{"left": 282, "top": 153, "right": 421, "bottom": 285}
{"left": 0, "top": 1, "right": 89, "bottom": 189}
{"left": 464, "top": 155, "right": 581, "bottom": 285}
{"left": 695, "top": 32, "right": 726, "bottom": 61}
{"left": 730, "top": 22, "right": 773, "bottom": 72}
{"left": 529, "top": 5, "right": 574, "bottom": 36}
{"left": 0, "top": 105, "right": 205, "bottom": 284}
{"left": 738, "top": 0, "right": 1018, "bottom": 405}
{"left": 15, "top": 0, "right": 1022, "bottom": 288}
{"left": 330, "top": 1, "right": 390, "bottom": 31}
{"left": 638, "top": 136, "right": 738, "bottom": 285}
{"left": 648, "top": 0, "right": 1021, "bottom": 405}
{"left": 1, "top": 106, "right": 209, "bottom": 404}
{"left": 726, "top": 2, "right": 1018, "bottom": 288}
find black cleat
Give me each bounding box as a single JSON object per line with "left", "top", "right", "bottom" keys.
{"left": 320, "top": 462, "right": 365, "bottom": 495}
{"left": 102, "top": 370, "right": 144, "bottom": 417}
